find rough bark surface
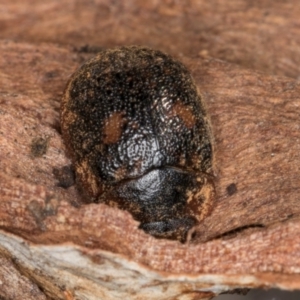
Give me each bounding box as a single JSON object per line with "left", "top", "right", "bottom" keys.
{"left": 1, "top": 0, "right": 300, "bottom": 78}
{"left": 0, "top": 1, "right": 300, "bottom": 300}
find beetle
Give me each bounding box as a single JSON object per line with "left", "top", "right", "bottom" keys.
{"left": 61, "top": 46, "right": 214, "bottom": 242}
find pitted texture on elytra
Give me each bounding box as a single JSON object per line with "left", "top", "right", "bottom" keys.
{"left": 61, "top": 46, "right": 214, "bottom": 241}
{"left": 63, "top": 47, "right": 211, "bottom": 182}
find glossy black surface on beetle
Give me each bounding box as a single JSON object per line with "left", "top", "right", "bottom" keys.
{"left": 61, "top": 46, "right": 214, "bottom": 242}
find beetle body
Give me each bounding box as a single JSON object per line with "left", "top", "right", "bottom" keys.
{"left": 61, "top": 46, "right": 214, "bottom": 242}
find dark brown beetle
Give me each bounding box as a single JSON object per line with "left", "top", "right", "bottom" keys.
{"left": 61, "top": 46, "right": 214, "bottom": 242}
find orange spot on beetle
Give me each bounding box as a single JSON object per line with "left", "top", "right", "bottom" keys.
{"left": 102, "top": 112, "right": 126, "bottom": 144}
{"left": 170, "top": 102, "right": 196, "bottom": 128}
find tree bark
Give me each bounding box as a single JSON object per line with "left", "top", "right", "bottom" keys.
{"left": 0, "top": 1, "right": 300, "bottom": 299}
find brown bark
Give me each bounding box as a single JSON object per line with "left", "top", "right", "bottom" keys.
{"left": 0, "top": 254, "right": 47, "bottom": 300}
{"left": 1, "top": 0, "right": 300, "bottom": 78}
{"left": 0, "top": 1, "right": 300, "bottom": 299}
